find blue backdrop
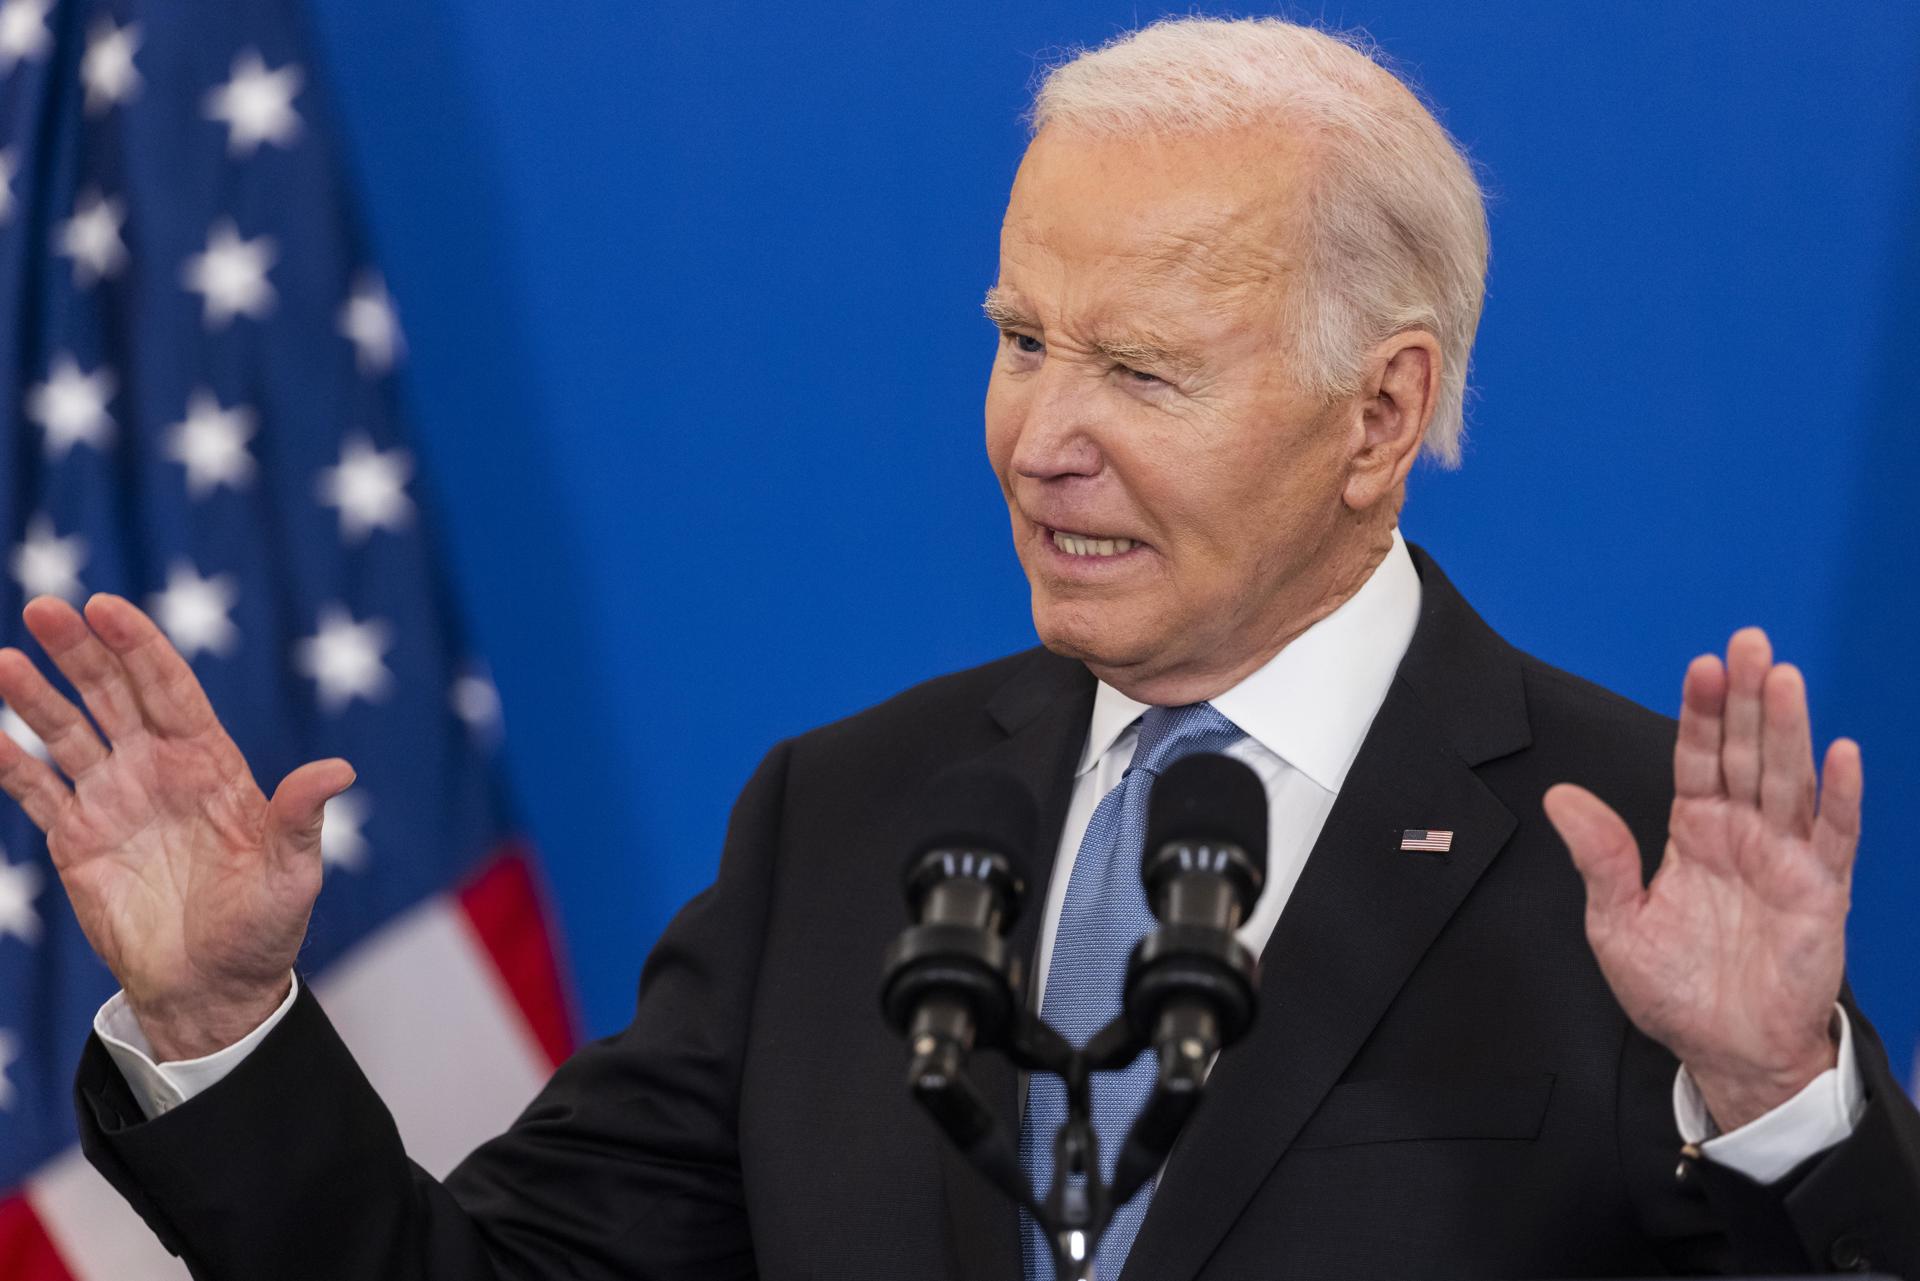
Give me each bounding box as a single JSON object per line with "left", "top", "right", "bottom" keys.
{"left": 295, "top": 1, "right": 1920, "bottom": 1071}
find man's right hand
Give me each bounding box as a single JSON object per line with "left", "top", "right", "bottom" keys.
{"left": 0, "top": 593, "right": 354, "bottom": 1062}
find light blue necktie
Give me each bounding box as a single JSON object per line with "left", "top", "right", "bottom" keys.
{"left": 1020, "top": 703, "right": 1245, "bottom": 1281}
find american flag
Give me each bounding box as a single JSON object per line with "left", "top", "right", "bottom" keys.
{"left": 0, "top": 1, "right": 575, "bottom": 1276}
{"left": 1399, "top": 828, "right": 1454, "bottom": 853}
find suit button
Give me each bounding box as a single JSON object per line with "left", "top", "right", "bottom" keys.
{"left": 1674, "top": 1142, "right": 1702, "bottom": 1184}
{"left": 1829, "top": 1235, "right": 1870, "bottom": 1271}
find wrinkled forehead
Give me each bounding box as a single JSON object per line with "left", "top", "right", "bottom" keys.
{"left": 997, "top": 125, "right": 1314, "bottom": 303}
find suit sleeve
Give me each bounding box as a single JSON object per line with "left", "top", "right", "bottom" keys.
{"left": 73, "top": 740, "right": 793, "bottom": 1281}
{"left": 1621, "top": 985, "right": 1920, "bottom": 1279}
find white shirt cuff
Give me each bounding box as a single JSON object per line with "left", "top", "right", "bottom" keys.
{"left": 1672, "top": 1003, "right": 1866, "bottom": 1185}
{"left": 93, "top": 975, "right": 301, "bottom": 1120}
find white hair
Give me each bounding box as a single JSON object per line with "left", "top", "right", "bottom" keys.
{"left": 1029, "top": 16, "right": 1488, "bottom": 467}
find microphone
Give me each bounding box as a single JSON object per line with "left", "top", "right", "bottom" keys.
{"left": 880, "top": 765, "right": 1036, "bottom": 1191}
{"left": 1129, "top": 751, "right": 1267, "bottom": 1057}
{"left": 1113, "top": 752, "right": 1266, "bottom": 1197}
{"left": 880, "top": 763, "right": 1036, "bottom": 1120}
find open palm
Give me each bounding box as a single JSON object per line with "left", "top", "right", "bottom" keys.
{"left": 1546, "top": 628, "right": 1860, "bottom": 1131}
{"left": 0, "top": 594, "right": 353, "bottom": 1060}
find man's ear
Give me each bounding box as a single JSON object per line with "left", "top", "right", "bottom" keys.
{"left": 1343, "top": 331, "right": 1442, "bottom": 512}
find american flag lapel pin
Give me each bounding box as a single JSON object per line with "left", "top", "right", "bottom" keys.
{"left": 1400, "top": 829, "right": 1454, "bottom": 853}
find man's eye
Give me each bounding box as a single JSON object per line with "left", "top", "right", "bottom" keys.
{"left": 1006, "top": 332, "right": 1043, "bottom": 355}
{"left": 1121, "top": 365, "right": 1162, "bottom": 386}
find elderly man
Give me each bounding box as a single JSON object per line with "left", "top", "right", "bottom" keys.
{"left": 2, "top": 16, "right": 1916, "bottom": 1281}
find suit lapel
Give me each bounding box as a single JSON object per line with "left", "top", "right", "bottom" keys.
{"left": 1120, "top": 546, "right": 1532, "bottom": 1281}
{"left": 940, "top": 649, "right": 1094, "bottom": 1281}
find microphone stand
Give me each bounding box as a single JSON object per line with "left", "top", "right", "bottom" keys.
{"left": 885, "top": 754, "right": 1266, "bottom": 1280}
{"left": 904, "top": 998, "right": 1214, "bottom": 1281}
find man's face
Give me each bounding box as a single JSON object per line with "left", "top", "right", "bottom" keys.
{"left": 985, "top": 126, "right": 1363, "bottom": 698}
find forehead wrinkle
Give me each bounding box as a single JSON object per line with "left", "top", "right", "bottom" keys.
{"left": 1001, "top": 182, "right": 1292, "bottom": 295}
{"left": 1132, "top": 218, "right": 1295, "bottom": 302}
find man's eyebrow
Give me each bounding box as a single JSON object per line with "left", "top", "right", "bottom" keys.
{"left": 981, "top": 288, "right": 1033, "bottom": 329}
{"left": 982, "top": 287, "right": 1205, "bottom": 378}
{"left": 1094, "top": 335, "right": 1202, "bottom": 378}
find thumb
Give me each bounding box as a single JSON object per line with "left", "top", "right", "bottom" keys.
{"left": 265, "top": 758, "right": 356, "bottom": 871}
{"left": 1543, "top": 782, "right": 1645, "bottom": 924}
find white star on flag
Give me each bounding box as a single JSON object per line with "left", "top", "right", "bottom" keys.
{"left": 80, "top": 17, "right": 142, "bottom": 114}
{"left": 55, "top": 189, "right": 130, "bottom": 286}
{"left": 296, "top": 605, "right": 395, "bottom": 713}
{"left": 150, "top": 561, "right": 241, "bottom": 660}
{"left": 0, "top": 0, "right": 51, "bottom": 73}
{"left": 9, "top": 515, "right": 88, "bottom": 602}
{"left": 166, "top": 389, "right": 258, "bottom": 497}
{"left": 182, "top": 219, "right": 278, "bottom": 328}
{"left": 321, "top": 788, "right": 370, "bottom": 870}
{"left": 0, "top": 846, "right": 42, "bottom": 946}
{"left": 0, "top": 147, "right": 17, "bottom": 227}
{"left": 25, "top": 353, "right": 117, "bottom": 458}
{"left": 0, "top": 706, "right": 49, "bottom": 762}
{"left": 203, "top": 49, "right": 303, "bottom": 156}
{"left": 318, "top": 434, "right": 414, "bottom": 542}
{"left": 451, "top": 665, "right": 503, "bottom": 740}
{"left": 0, "top": 1027, "right": 18, "bottom": 1111}
{"left": 339, "top": 271, "right": 404, "bottom": 374}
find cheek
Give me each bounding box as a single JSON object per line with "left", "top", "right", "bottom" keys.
{"left": 983, "top": 372, "right": 1021, "bottom": 479}
{"left": 1232, "top": 427, "right": 1350, "bottom": 567}
{"left": 1124, "top": 421, "right": 1269, "bottom": 548}
{"left": 1145, "top": 412, "right": 1334, "bottom": 572}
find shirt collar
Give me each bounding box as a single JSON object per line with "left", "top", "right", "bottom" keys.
{"left": 1077, "top": 528, "right": 1423, "bottom": 792}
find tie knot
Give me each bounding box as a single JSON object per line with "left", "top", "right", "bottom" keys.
{"left": 1129, "top": 702, "right": 1243, "bottom": 777}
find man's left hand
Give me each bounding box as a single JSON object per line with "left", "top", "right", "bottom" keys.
{"left": 1544, "top": 627, "right": 1862, "bottom": 1133}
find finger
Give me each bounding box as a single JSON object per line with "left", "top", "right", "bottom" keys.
{"left": 1811, "top": 737, "right": 1863, "bottom": 878}
{"left": 0, "top": 648, "right": 109, "bottom": 779}
{"left": 1674, "top": 653, "right": 1726, "bottom": 799}
{"left": 1758, "top": 663, "right": 1817, "bottom": 837}
{"left": 81, "top": 594, "right": 218, "bottom": 738}
{"left": 0, "top": 725, "right": 72, "bottom": 832}
{"left": 1719, "top": 627, "right": 1771, "bottom": 804}
{"left": 1544, "top": 783, "right": 1645, "bottom": 923}
{"left": 264, "top": 759, "right": 357, "bottom": 875}
{"left": 22, "top": 597, "right": 146, "bottom": 743}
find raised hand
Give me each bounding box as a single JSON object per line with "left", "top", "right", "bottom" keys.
{"left": 0, "top": 594, "right": 354, "bottom": 1061}
{"left": 1545, "top": 628, "right": 1860, "bottom": 1132}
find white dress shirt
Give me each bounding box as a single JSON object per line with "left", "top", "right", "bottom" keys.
{"left": 100, "top": 528, "right": 1862, "bottom": 1183}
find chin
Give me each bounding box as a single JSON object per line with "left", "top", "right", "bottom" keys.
{"left": 1029, "top": 594, "right": 1157, "bottom": 672}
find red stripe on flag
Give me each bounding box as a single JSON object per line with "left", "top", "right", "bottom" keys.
{"left": 457, "top": 843, "right": 578, "bottom": 1069}
{"left": 0, "top": 1196, "right": 74, "bottom": 1281}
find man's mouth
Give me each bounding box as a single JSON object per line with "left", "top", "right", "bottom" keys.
{"left": 1046, "top": 527, "right": 1142, "bottom": 558}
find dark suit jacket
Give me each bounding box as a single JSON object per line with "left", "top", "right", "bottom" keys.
{"left": 74, "top": 546, "right": 1920, "bottom": 1279}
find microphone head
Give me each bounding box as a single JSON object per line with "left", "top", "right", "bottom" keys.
{"left": 904, "top": 761, "right": 1038, "bottom": 893}
{"left": 1143, "top": 752, "right": 1269, "bottom": 884}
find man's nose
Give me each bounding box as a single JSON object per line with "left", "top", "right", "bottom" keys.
{"left": 1009, "top": 364, "right": 1103, "bottom": 481}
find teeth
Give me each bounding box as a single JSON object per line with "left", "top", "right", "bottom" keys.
{"left": 1051, "top": 531, "right": 1136, "bottom": 558}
